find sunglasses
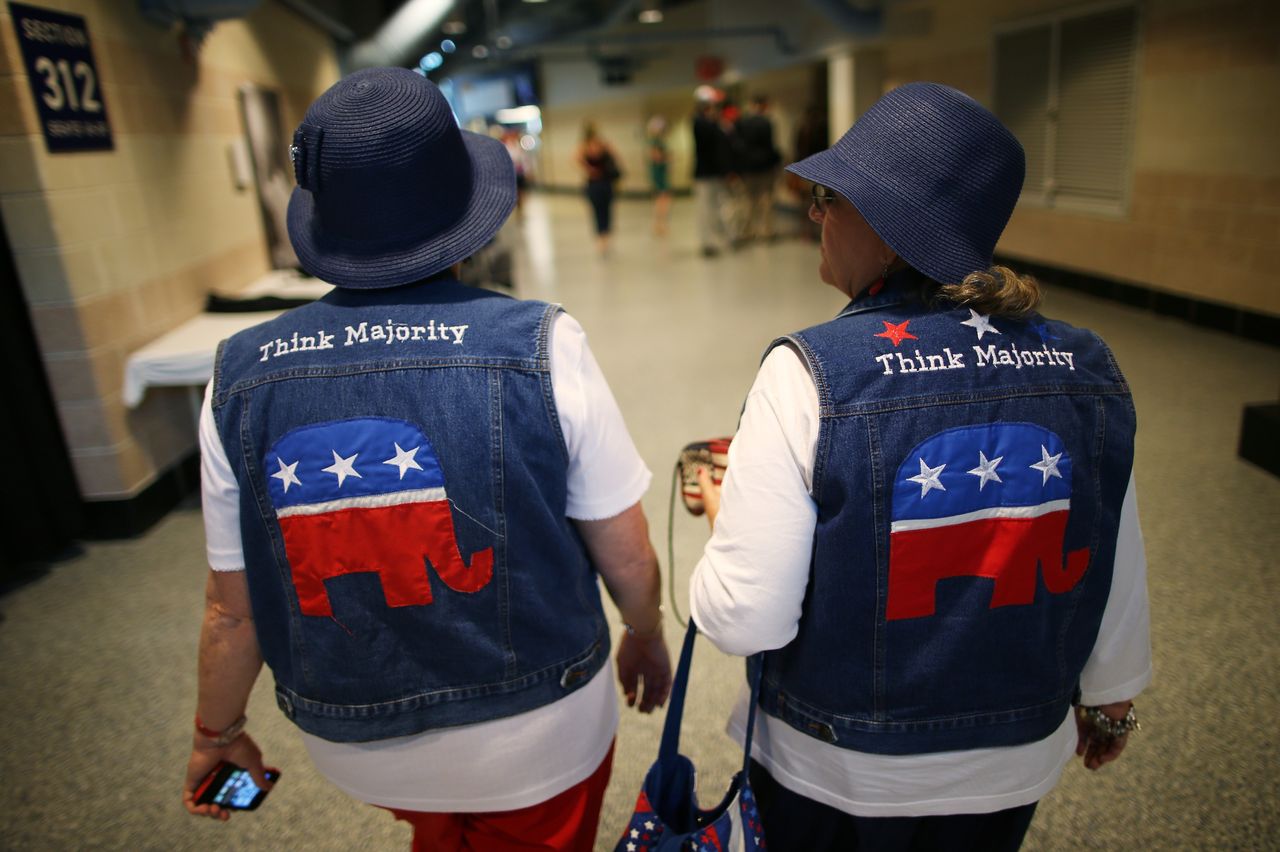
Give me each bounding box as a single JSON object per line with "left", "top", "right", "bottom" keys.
{"left": 811, "top": 184, "right": 838, "bottom": 215}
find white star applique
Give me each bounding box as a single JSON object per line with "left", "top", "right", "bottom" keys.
{"left": 270, "top": 457, "right": 301, "bottom": 493}
{"left": 626, "top": 843, "right": 636, "bottom": 852}
{"left": 321, "top": 450, "right": 362, "bottom": 488}
{"left": 1029, "top": 444, "right": 1063, "bottom": 485}
{"left": 967, "top": 451, "right": 1003, "bottom": 490}
{"left": 629, "top": 829, "right": 640, "bottom": 839}
{"left": 644, "top": 820, "right": 655, "bottom": 830}
{"left": 382, "top": 442, "right": 424, "bottom": 480}
{"left": 907, "top": 458, "right": 947, "bottom": 498}
{"left": 961, "top": 308, "right": 1001, "bottom": 340}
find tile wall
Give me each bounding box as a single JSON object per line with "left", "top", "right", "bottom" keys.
{"left": 0, "top": 0, "right": 338, "bottom": 500}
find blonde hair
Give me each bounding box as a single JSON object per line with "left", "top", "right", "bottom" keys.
{"left": 933, "top": 265, "right": 1042, "bottom": 319}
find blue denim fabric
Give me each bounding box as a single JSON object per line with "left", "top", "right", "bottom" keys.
{"left": 212, "top": 280, "right": 608, "bottom": 742}
{"left": 759, "top": 272, "right": 1136, "bottom": 754}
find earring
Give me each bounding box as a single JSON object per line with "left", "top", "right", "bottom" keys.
{"left": 868, "top": 260, "right": 890, "bottom": 297}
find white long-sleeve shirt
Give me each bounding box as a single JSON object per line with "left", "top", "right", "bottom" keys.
{"left": 691, "top": 344, "right": 1152, "bottom": 817}
{"left": 201, "top": 312, "right": 651, "bottom": 812}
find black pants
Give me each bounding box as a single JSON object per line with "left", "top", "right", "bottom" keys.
{"left": 585, "top": 180, "right": 613, "bottom": 234}
{"left": 749, "top": 760, "right": 1038, "bottom": 852}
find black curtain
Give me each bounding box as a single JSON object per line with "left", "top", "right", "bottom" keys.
{"left": 0, "top": 211, "right": 82, "bottom": 573}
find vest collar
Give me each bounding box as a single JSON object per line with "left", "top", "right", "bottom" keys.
{"left": 835, "top": 267, "right": 929, "bottom": 319}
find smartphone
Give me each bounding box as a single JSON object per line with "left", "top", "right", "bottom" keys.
{"left": 193, "top": 761, "right": 281, "bottom": 811}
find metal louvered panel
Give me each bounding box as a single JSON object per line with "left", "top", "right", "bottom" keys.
{"left": 1054, "top": 7, "right": 1137, "bottom": 203}
{"left": 995, "top": 26, "right": 1052, "bottom": 197}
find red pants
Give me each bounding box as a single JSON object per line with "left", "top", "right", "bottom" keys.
{"left": 384, "top": 741, "right": 615, "bottom": 851}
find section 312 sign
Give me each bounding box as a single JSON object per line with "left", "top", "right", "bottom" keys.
{"left": 9, "top": 2, "right": 113, "bottom": 153}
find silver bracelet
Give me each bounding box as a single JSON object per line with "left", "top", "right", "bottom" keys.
{"left": 624, "top": 607, "right": 664, "bottom": 639}
{"left": 1080, "top": 704, "right": 1140, "bottom": 740}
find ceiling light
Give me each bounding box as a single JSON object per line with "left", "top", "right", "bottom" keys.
{"left": 496, "top": 105, "right": 542, "bottom": 123}
{"left": 472, "top": 44, "right": 489, "bottom": 58}
{"left": 441, "top": 17, "right": 466, "bottom": 35}
{"left": 440, "top": 39, "right": 456, "bottom": 53}
{"left": 496, "top": 35, "right": 512, "bottom": 49}
{"left": 638, "top": 0, "right": 662, "bottom": 23}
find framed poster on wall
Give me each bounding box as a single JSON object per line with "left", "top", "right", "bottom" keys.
{"left": 238, "top": 83, "right": 299, "bottom": 270}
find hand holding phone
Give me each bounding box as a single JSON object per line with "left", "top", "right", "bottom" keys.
{"left": 193, "top": 761, "right": 281, "bottom": 811}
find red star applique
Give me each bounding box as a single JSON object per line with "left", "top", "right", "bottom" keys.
{"left": 875, "top": 320, "right": 917, "bottom": 347}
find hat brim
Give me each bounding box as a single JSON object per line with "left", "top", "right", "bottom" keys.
{"left": 786, "top": 152, "right": 988, "bottom": 286}
{"left": 288, "top": 130, "right": 517, "bottom": 289}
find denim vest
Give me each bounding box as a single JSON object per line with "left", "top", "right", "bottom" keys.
{"left": 759, "top": 275, "right": 1135, "bottom": 754}
{"left": 211, "top": 280, "right": 608, "bottom": 742}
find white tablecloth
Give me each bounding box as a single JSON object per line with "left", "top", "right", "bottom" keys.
{"left": 123, "top": 311, "right": 283, "bottom": 408}
{"left": 211, "top": 269, "right": 333, "bottom": 301}
{"left": 122, "top": 271, "right": 333, "bottom": 409}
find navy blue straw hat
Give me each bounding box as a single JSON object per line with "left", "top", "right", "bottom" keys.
{"left": 287, "top": 67, "right": 516, "bottom": 289}
{"left": 786, "top": 82, "right": 1025, "bottom": 285}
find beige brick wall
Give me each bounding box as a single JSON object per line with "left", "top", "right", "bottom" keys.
{"left": 0, "top": 0, "right": 339, "bottom": 500}
{"left": 878, "top": 0, "right": 1279, "bottom": 316}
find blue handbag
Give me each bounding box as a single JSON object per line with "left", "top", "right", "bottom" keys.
{"left": 614, "top": 620, "right": 766, "bottom": 851}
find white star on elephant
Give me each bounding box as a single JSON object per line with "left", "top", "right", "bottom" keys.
{"left": 382, "top": 443, "right": 424, "bottom": 479}
{"left": 967, "top": 451, "right": 1004, "bottom": 490}
{"left": 270, "top": 457, "right": 301, "bottom": 492}
{"left": 1030, "top": 444, "right": 1063, "bottom": 485}
{"left": 322, "top": 450, "right": 362, "bottom": 488}
{"left": 907, "top": 458, "right": 947, "bottom": 498}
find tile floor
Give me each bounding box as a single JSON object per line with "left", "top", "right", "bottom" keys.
{"left": 1, "top": 193, "right": 1276, "bottom": 850}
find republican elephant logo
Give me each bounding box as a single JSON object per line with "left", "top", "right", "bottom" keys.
{"left": 264, "top": 417, "right": 493, "bottom": 617}
{"left": 886, "top": 423, "right": 1089, "bottom": 621}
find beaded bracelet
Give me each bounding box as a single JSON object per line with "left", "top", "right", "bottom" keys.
{"left": 1079, "top": 704, "right": 1140, "bottom": 740}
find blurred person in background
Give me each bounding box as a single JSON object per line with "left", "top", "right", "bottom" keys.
{"left": 735, "top": 94, "right": 782, "bottom": 242}
{"left": 647, "top": 114, "right": 673, "bottom": 237}
{"left": 788, "top": 103, "right": 827, "bottom": 242}
{"left": 718, "top": 98, "right": 749, "bottom": 243}
{"left": 500, "top": 127, "right": 532, "bottom": 217}
{"left": 183, "top": 68, "right": 670, "bottom": 852}
{"left": 692, "top": 92, "right": 732, "bottom": 257}
{"left": 577, "top": 121, "right": 623, "bottom": 257}
{"left": 689, "top": 82, "right": 1150, "bottom": 852}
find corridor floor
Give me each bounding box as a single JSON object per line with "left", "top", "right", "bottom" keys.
{"left": 1, "top": 193, "right": 1276, "bottom": 850}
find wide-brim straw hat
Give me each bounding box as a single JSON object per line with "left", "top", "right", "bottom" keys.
{"left": 786, "top": 82, "right": 1025, "bottom": 285}
{"left": 287, "top": 67, "right": 516, "bottom": 289}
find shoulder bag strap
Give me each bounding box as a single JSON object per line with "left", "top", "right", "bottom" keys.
{"left": 658, "top": 619, "right": 766, "bottom": 771}
{"left": 657, "top": 618, "right": 700, "bottom": 761}
{"left": 740, "top": 652, "right": 764, "bottom": 775}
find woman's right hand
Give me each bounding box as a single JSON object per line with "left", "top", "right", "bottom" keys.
{"left": 695, "top": 466, "right": 721, "bottom": 529}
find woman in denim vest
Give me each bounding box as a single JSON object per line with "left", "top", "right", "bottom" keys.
{"left": 689, "top": 83, "right": 1151, "bottom": 851}
{"left": 182, "top": 68, "right": 671, "bottom": 851}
